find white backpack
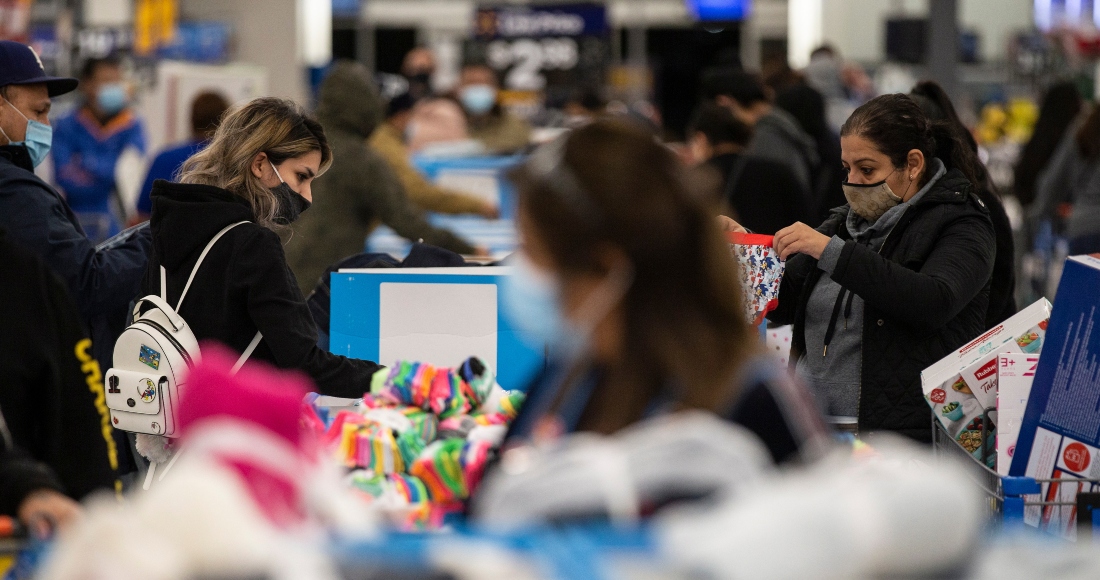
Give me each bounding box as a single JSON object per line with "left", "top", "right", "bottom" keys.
{"left": 105, "top": 222, "right": 262, "bottom": 438}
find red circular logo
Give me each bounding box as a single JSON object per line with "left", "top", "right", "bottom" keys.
{"left": 930, "top": 389, "right": 947, "bottom": 404}
{"left": 1063, "top": 442, "right": 1091, "bottom": 473}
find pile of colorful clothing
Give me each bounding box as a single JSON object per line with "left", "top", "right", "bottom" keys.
{"left": 303, "top": 357, "right": 525, "bottom": 528}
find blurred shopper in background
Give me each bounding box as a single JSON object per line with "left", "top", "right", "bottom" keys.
{"left": 776, "top": 83, "right": 845, "bottom": 225}
{"left": 909, "top": 80, "right": 1017, "bottom": 328}
{"left": 702, "top": 68, "right": 818, "bottom": 207}
{"left": 1034, "top": 102, "right": 1100, "bottom": 255}
{"left": 748, "top": 94, "right": 994, "bottom": 442}
{"left": 457, "top": 63, "right": 532, "bottom": 154}
{"left": 687, "top": 103, "right": 809, "bottom": 234}
{"left": 803, "top": 45, "right": 861, "bottom": 132}
{"left": 135, "top": 91, "right": 230, "bottom": 223}
{"left": 0, "top": 227, "right": 120, "bottom": 511}
{"left": 401, "top": 46, "right": 437, "bottom": 100}
{"left": 148, "top": 96, "right": 382, "bottom": 397}
{"left": 52, "top": 56, "right": 146, "bottom": 243}
{"left": 287, "top": 61, "right": 476, "bottom": 294}
{"left": 369, "top": 91, "right": 498, "bottom": 217}
{"left": 406, "top": 96, "right": 474, "bottom": 154}
{"left": 1014, "top": 81, "right": 1084, "bottom": 207}
{"left": 498, "top": 120, "right": 829, "bottom": 465}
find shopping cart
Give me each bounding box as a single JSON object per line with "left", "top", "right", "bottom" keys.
{"left": 931, "top": 410, "right": 1100, "bottom": 538}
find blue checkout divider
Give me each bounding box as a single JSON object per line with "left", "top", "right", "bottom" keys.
{"left": 412, "top": 155, "right": 524, "bottom": 220}
{"left": 367, "top": 155, "right": 525, "bottom": 259}
{"left": 366, "top": 216, "right": 518, "bottom": 259}
{"left": 329, "top": 267, "right": 544, "bottom": 391}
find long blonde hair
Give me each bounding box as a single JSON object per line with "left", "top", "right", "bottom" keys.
{"left": 178, "top": 97, "right": 332, "bottom": 230}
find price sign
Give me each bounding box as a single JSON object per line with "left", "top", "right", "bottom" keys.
{"left": 468, "top": 3, "right": 609, "bottom": 105}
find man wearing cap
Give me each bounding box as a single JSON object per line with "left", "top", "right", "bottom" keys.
{"left": 0, "top": 41, "right": 151, "bottom": 391}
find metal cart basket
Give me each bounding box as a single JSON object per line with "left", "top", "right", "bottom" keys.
{"left": 932, "top": 411, "right": 1100, "bottom": 537}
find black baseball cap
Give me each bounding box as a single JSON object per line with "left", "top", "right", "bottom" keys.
{"left": 0, "top": 40, "right": 78, "bottom": 97}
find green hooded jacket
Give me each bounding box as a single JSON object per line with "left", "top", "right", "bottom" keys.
{"left": 286, "top": 61, "right": 475, "bottom": 294}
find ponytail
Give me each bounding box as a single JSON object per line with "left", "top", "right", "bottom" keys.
{"left": 929, "top": 120, "right": 980, "bottom": 188}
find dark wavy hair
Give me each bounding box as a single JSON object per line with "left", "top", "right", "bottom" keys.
{"left": 841, "top": 93, "right": 980, "bottom": 188}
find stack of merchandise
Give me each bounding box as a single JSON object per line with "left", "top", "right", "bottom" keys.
{"left": 1010, "top": 255, "right": 1100, "bottom": 539}
{"left": 303, "top": 357, "right": 526, "bottom": 528}
{"left": 921, "top": 299, "right": 1053, "bottom": 471}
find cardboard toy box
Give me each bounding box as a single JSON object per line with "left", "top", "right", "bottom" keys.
{"left": 996, "top": 353, "right": 1040, "bottom": 476}
{"left": 1010, "top": 256, "right": 1100, "bottom": 540}
{"left": 922, "top": 299, "right": 1053, "bottom": 465}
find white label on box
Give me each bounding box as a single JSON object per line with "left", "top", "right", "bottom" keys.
{"left": 922, "top": 298, "right": 1052, "bottom": 389}
{"left": 378, "top": 282, "right": 498, "bottom": 373}
{"left": 997, "top": 353, "right": 1039, "bottom": 476}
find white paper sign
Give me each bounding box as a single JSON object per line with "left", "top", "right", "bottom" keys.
{"left": 378, "top": 282, "right": 498, "bottom": 372}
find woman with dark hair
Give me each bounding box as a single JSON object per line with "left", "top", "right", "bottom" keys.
{"left": 726, "top": 93, "right": 996, "bottom": 442}
{"left": 497, "top": 120, "right": 829, "bottom": 464}
{"left": 1033, "top": 102, "right": 1100, "bottom": 254}
{"left": 909, "top": 80, "right": 1017, "bottom": 329}
{"left": 1015, "top": 82, "right": 1084, "bottom": 207}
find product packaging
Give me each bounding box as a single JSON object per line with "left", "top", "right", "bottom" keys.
{"left": 922, "top": 298, "right": 1053, "bottom": 467}
{"left": 1010, "top": 256, "right": 1100, "bottom": 540}
{"left": 995, "top": 353, "right": 1040, "bottom": 476}
{"left": 728, "top": 232, "right": 784, "bottom": 325}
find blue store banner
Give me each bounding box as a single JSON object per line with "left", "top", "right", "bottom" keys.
{"left": 474, "top": 3, "right": 608, "bottom": 39}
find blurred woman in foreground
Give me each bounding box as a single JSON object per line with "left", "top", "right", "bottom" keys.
{"left": 495, "top": 120, "right": 829, "bottom": 465}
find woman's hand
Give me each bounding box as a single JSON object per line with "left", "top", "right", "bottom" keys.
{"left": 774, "top": 222, "right": 831, "bottom": 260}
{"left": 18, "top": 489, "right": 81, "bottom": 539}
{"left": 716, "top": 215, "right": 747, "bottom": 234}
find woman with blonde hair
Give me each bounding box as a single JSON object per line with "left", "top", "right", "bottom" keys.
{"left": 144, "top": 97, "right": 381, "bottom": 396}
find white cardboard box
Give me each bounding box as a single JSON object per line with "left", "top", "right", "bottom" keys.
{"left": 996, "top": 353, "right": 1040, "bottom": 476}
{"left": 922, "top": 299, "right": 1052, "bottom": 465}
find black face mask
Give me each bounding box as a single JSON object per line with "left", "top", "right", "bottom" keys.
{"left": 268, "top": 161, "right": 311, "bottom": 225}
{"left": 271, "top": 182, "right": 311, "bottom": 225}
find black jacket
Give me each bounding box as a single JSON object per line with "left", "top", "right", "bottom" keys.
{"left": 146, "top": 180, "right": 382, "bottom": 397}
{"left": 768, "top": 169, "right": 996, "bottom": 442}
{"left": 0, "top": 145, "right": 151, "bottom": 369}
{"left": 0, "top": 229, "right": 120, "bottom": 509}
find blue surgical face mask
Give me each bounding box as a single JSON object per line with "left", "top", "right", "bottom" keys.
{"left": 96, "top": 83, "right": 128, "bottom": 116}
{"left": 1, "top": 99, "right": 52, "bottom": 168}
{"left": 460, "top": 84, "right": 497, "bottom": 115}
{"left": 501, "top": 250, "right": 634, "bottom": 361}
{"left": 501, "top": 252, "right": 570, "bottom": 350}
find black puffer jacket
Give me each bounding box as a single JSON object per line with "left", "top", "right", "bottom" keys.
{"left": 146, "top": 181, "right": 382, "bottom": 397}
{"left": 768, "top": 169, "right": 996, "bottom": 442}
